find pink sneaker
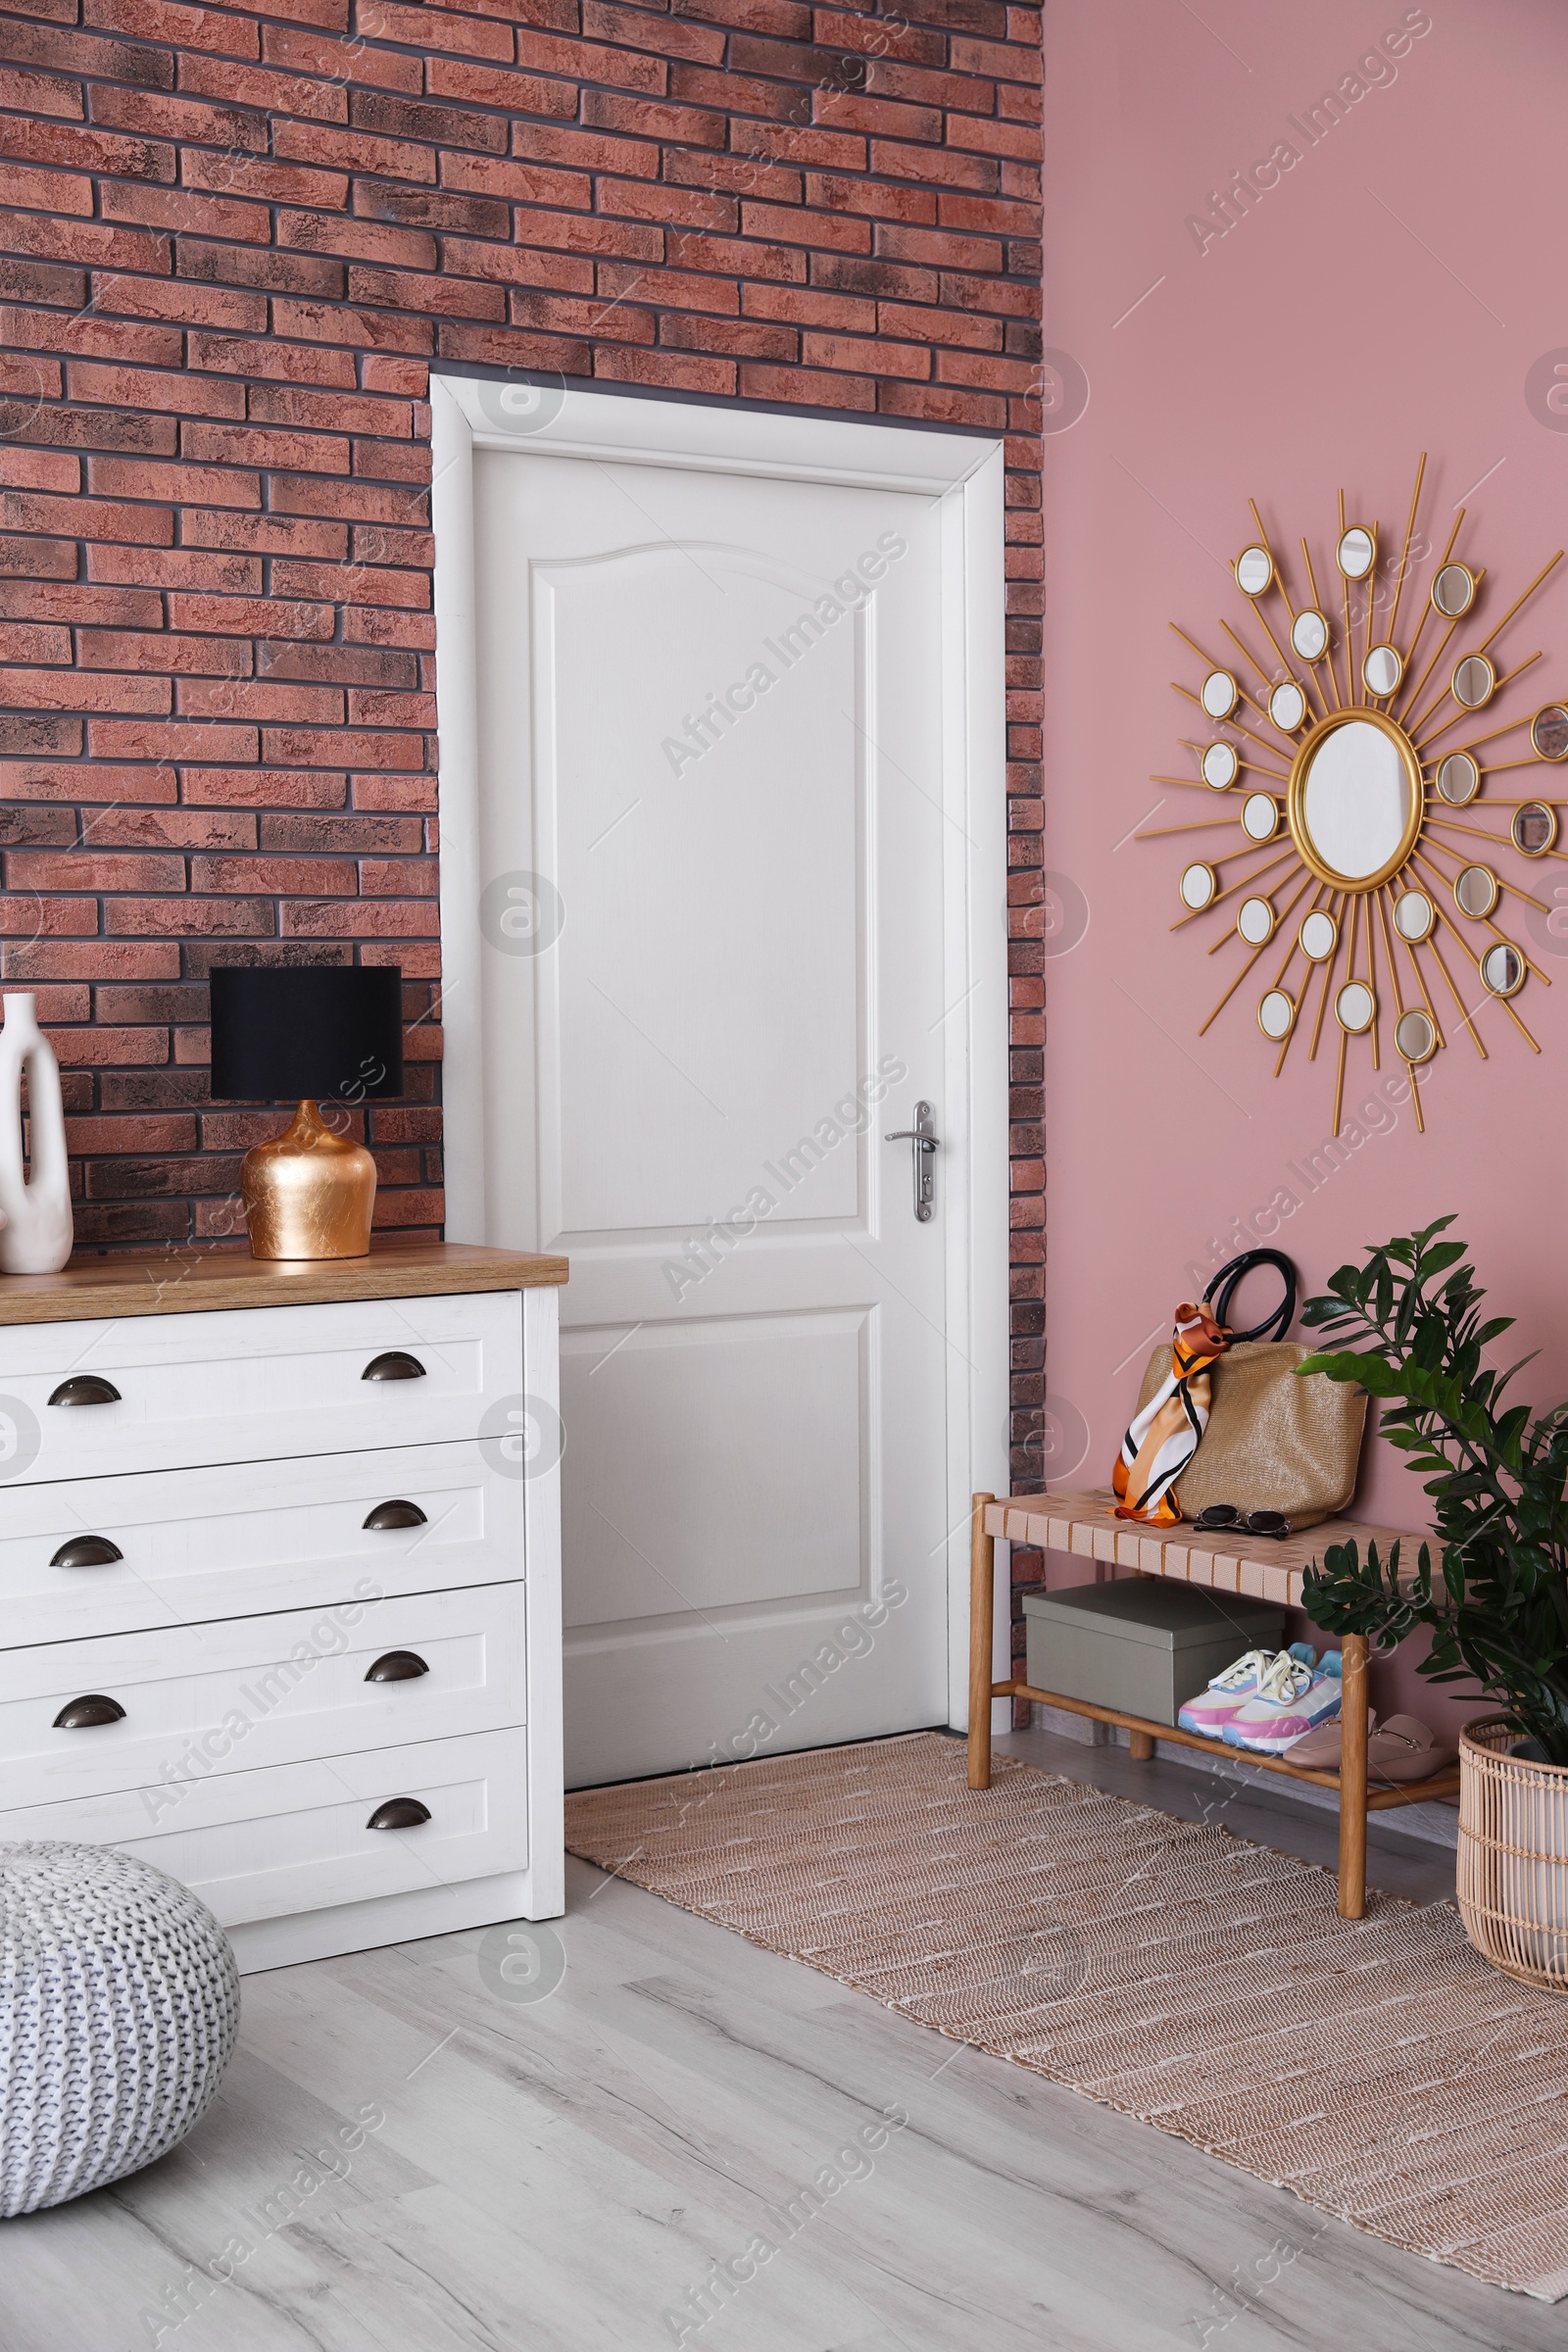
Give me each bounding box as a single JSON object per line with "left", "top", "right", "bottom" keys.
{"left": 1178, "top": 1647, "right": 1297, "bottom": 1739}
{"left": 1223, "top": 1650, "right": 1343, "bottom": 1754}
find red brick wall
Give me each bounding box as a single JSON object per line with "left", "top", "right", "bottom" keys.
{"left": 0, "top": 0, "right": 1044, "bottom": 1471}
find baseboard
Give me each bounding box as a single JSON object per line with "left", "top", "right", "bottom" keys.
{"left": 225, "top": 1867, "right": 557, "bottom": 1975}
{"left": 1031, "top": 1701, "right": 1110, "bottom": 1747}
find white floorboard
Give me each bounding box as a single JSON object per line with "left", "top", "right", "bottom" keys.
{"left": 0, "top": 1731, "right": 1549, "bottom": 2352}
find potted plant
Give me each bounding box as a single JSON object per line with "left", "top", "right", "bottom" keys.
{"left": 1295, "top": 1216, "right": 1568, "bottom": 1986}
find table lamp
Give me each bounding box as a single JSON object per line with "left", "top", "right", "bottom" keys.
{"left": 209, "top": 964, "right": 404, "bottom": 1260}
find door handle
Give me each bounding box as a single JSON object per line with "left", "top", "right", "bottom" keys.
{"left": 363, "top": 1499, "right": 427, "bottom": 1531}
{"left": 365, "top": 1650, "right": 430, "bottom": 1683}
{"left": 362, "top": 1351, "right": 425, "bottom": 1382}
{"left": 53, "top": 1693, "right": 126, "bottom": 1730}
{"left": 51, "top": 1536, "right": 124, "bottom": 1569}
{"left": 884, "top": 1100, "right": 941, "bottom": 1222}
{"left": 48, "top": 1376, "right": 122, "bottom": 1407}
{"left": 367, "top": 1796, "right": 431, "bottom": 1830}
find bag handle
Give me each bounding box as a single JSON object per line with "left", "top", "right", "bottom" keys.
{"left": 1206, "top": 1248, "right": 1297, "bottom": 1344}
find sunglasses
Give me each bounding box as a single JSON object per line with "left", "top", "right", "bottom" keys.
{"left": 1192, "top": 1504, "right": 1292, "bottom": 1541}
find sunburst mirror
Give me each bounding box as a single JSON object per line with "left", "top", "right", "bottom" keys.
{"left": 1148, "top": 456, "right": 1564, "bottom": 1133}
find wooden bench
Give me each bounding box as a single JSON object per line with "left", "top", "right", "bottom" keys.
{"left": 967, "top": 1489, "right": 1461, "bottom": 1920}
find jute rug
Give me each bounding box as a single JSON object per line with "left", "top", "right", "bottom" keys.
{"left": 564, "top": 1731, "right": 1568, "bottom": 2299}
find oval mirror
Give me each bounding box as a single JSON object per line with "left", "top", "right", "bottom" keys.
{"left": 1237, "top": 896, "right": 1275, "bottom": 946}
{"left": 1257, "top": 989, "right": 1296, "bottom": 1041}
{"left": 1236, "top": 545, "right": 1273, "bottom": 596}
{"left": 1395, "top": 1007, "right": 1438, "bottom": 1063}
{"left": 1299, "top": 908, "right": 1338, "bottom": 961}
{"left": 1335, "top": 980, "right": 1376, "bottom": 1034}
{"left": 1436, "top": 751, "right": 1479, "bottom": 806}
{"left": 1242, "top": 792, "right": 1279, "bottom": 842}
{"left": 1512, "top": 801, "right": 1558, "bottom": 857}
{"left": 1531, "top": 705, "right": 1568, "bottom": 760}
{"left": 1291, "top": 711, "right": 1418, "bottom": 889}
{"left": 1432, "top": 562, "right": 1477, "bottom": 617}
{"left": 1362, "top": 643, "right": 1402, "bottom": 699}
{"left": 1200, "top": 741, "right": 1239, "bottom": 789}
{"left": 1453, "top": 863, "right": 1498, "bottom": 918}
{"left": 1337, "top": 526, "right": 1375, "bottom": 579}
{"left": 1452, "top": 654, "right": 1495, "bottom": 710}
{"left": 1268, "top": 680, "right": 1306, "bottom": 732}
{"left": 1292, "top": 609, "right": 1329, "bottom": 662}
{"left": 1393, "top": 888, "right": 1434, "bottom": 942}
{"left": 1180, "top": 861, "right": 1217, "bottom": 911}
{"left": 1481, "top": 941, "right": 1525, "bottom": 998}
{"left": 1200, "top": 667, "right": 1239, "bottom": 719}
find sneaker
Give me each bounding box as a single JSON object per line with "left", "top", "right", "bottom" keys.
{"left": 1177, "top": 1643, "right": 1312, "bottom": 1739}
{"left": 1223, "top": 1650, "right": 1343, "bottom": 1754}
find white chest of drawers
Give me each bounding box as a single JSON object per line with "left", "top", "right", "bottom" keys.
{"left": 0, "top": 1241, "right": 567, "bottom": 1974}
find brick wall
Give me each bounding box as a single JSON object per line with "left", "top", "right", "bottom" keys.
{"left": 0, "top": 0, "right": 1044, "bottom": 1487}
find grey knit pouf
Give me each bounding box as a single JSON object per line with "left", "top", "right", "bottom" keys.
{"left": 0, "top": 1842, "right": 240, "bottom": 2215}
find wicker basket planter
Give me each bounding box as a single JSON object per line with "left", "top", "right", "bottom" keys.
{"left": 1457, "top": 1718, "right": 1568, "bottom": 1990}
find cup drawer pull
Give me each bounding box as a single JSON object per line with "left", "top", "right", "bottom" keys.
{"left": 50, "top": 1536, "right": 124, "bottom": 1569}
{"left": 47, "top": 1376, "right": 122, "bottom": 1408}
{"left": 362, "top": 1351, "right": 425, "bottom": 1382}
{"left": 366, "top": 1796, "right": 431, "bottom": 1831}
{"left": 53, "top": 1693, "right": 126, "bottom": 1730}
{"left": 365, "top": 1650, "right": 430, "bottom": 1684}
{"left": 363, "top": 1498, "right": 427, "bottom": 1532}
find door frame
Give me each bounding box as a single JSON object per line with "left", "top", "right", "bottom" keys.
{"left": 429, "top": 373, "right": 1009, "bottom": 1731}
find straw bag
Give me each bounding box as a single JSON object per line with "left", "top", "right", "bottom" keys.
{"left": 1120, "top": 1250, "right": 1367, "bottom": 1532}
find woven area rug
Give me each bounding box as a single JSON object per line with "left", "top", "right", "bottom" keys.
{"left": 564, "top": 1731, "right": 1568, "bottom": 2299}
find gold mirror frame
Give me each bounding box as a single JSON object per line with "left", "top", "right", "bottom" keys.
{"left": 1512, "top": 801, "right": 1558, "bottom": 857}
{"left": 1150, "top": 456, "right": 1566, "bottom": 1137}
{"left": 1285, "top": 708, "right": 1423, "bottom": 892}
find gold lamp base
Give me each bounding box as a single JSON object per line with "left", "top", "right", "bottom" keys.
{"left": 240, "top": 1100, "right": 376, "bottom": 1261}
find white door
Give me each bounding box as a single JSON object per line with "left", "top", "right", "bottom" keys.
{"left": 435, "top": 384, "right": 1007, "bottom": 1788}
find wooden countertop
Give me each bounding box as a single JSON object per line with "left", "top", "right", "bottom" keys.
{"left": 0, "top": 1240, "right": 569, "bottom": 1326}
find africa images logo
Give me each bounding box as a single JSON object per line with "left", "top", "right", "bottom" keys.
{"left": 1185, "top": 11, "right": 1433, "bottom": 256}
{"left": 660, "top": 532, "right": 907, "bottom": 778}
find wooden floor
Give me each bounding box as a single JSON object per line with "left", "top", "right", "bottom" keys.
{"left": 3, "top": 1729, "right": 1554, "bottom": 2352}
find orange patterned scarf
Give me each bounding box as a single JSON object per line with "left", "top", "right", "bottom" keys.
{"left": 1112, "top": 1300, "right": 1230, "bottom": 1526}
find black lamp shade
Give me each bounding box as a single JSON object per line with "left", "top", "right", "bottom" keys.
{"left": 209, "top": 965, "right": 404, "bottom": 1103}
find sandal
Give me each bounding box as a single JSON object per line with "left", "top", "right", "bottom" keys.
{"left": 1283, "top": 1710, "right": 1456, "bottom": 1782}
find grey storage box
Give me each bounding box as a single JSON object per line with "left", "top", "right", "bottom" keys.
{"left": 1022, "top": 1580, "right": 1286, "bottom": 1727}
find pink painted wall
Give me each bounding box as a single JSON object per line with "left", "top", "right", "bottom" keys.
{"left": 1039, "top": 0, "right": 1568, "bottom": 1735}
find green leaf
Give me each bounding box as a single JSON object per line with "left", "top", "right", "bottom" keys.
{"left": 1296, "top": 1348, "right": 1400, "bottom": 1394}
{"left": 1297, "top": 1220, "right": 1568, "bottom": 1741}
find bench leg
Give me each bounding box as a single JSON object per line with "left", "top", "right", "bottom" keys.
{"left": 1338, "top": 1633, "right": 1368, "bottom": 1920}
{"left": 968, "top": 1492, "right": 996, "bottom": 1789}
{"left": 1128, "top": 1730, "right": 1155, "bottom": 1761}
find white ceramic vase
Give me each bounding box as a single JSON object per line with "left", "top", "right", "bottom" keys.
{"left": 0, "top": 993, "right": 73, "bottom": 1274}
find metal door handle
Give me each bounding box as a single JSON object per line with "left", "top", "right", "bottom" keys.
{"left": 367, "top": 1796, "right": 431, "bottom": 1830}
{"left": 48, "top": 1376, "right": 122, "bottom": 1407}
{"left": 53, "top": 1693, "right": 126, "bottom": 1730}
{"left": 51, "top": 1536, "right": 124, "bottom": 1568}
{"left": 362, "top": 1351, "right": 425, "bottom": 1382}
{"left": 363, "top": 1499, "right": 427, "bottom": 1531}
{"left": 884, "top": 1100, "right": 941, "bottom": 1222}
{"left": 365, "top": 1650, "right": 430, "bottom": 1683}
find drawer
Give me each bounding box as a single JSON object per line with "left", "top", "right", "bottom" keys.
{"left": 0, "top": 1291, "right": 523, "bottom": 1484}
{"left": 0, "top": 1440, "right": 524, "bottom": 1648}
{"left": 0, "top": 1728, "right": 528, "bottom": 1931}
{"left": 0, "top": 1584, "right": 524, "bottom": 1809}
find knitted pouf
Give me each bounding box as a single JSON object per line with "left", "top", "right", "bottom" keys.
{"left": 0, "top": 1842, "right": 240, "bottom": 2216}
